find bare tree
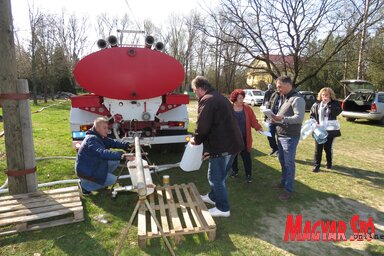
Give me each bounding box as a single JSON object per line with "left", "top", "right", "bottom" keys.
{"left": 183, "top": 12, "right": 200, "bottom": 90}
{"left": 55, "top": 13, "right": 88, "bottom": 92}
{"left": 200, "top": 0, "right": 384, "bottom": 87}
{"left": 28, "top": 2, "right": 43, "bottom": 105}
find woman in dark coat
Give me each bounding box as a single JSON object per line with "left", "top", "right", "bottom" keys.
{"left": 310, "top": 87, "right": 342, "bottom": 172}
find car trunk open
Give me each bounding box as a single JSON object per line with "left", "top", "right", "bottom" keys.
{"left": 341, "top": 80, "right": 374, "bottom": 113}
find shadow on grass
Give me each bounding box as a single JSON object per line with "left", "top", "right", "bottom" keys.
{"left": 296, "top": 159, "right": 384, "bottom": 189}
{"left": 4, "top": 147, "right": 381, "bottom": 256}
{"left": 136, "top": 148, "right": 384, "bottom": 256}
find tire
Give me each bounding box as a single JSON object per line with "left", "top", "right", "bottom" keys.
{"left": 379, "top": 116, "right": 384, "bottom": 125}
{"left": 346, "top": 117, "right": 356, "bottom": 122}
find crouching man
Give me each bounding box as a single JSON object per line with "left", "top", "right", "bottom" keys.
{"left": 75, "top": 117, "right": 133, "bottom": 195}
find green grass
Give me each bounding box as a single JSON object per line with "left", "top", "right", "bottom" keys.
{"left": 0, "top": 100, "right": 383, "bottom": 255}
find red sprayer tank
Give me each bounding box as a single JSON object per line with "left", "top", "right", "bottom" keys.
{"left": 70, "top": 33, "right": 191, "bottom": 150}
{"left": 73, "top": 47, "right": 185, "bottom": 100}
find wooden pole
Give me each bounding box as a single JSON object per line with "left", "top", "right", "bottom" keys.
{"left": 0, "top": 0, "right": 38, "bottom": 194}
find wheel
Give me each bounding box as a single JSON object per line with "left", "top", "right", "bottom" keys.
{"left": 346, "top": 117, "right": 356, "bottom": 122}
{"left": 378, "top": 116, "right": 384, "bottom": 125}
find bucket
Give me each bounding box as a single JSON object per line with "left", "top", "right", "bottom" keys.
{"left": 180, "top": 142, "right": 203, "bottom": 172}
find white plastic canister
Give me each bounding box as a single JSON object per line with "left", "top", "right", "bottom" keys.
{"left": 180, "top": 142, "right": 203, "bottom": 172}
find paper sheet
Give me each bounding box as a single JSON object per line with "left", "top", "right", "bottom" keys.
{"left": 258, "top": 130, "right": 272, "bottom": 137}
{"left": 262, "top": 109, "right": 275, "bottom": 119}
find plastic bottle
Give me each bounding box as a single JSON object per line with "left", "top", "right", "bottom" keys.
{"left": 180, "top": 142, "right": 203, "bottom": 172}
{"left": 300, "top": 119, "right": 317, "bottom": 140}
{"left": 313, "top": 126, "right": 328, "bottom": 144}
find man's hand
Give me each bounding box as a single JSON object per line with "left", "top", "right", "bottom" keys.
{"left": 126, "top": 144, "right": 134, "bottom": 151}
{"left": 271, "top": 115, "right": 284, "bottom": 124}
{"left": 202, "top": 152, "right": 210, "bottom": 160}
{"left": 121, "top": 153, "right": 135, "bottom": 161}
{"left": 189, "top": 137, "right": 196, "bottom": 145}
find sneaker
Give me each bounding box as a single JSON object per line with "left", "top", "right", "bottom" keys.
{"left": 269, "top": 149, "right": 278, "bottom": 156}
{"left": 246, "top": 175, "right": 252, "bottom": 183}
{"left": 229, "top": 170, "right": 239, "bottom": 178}
{"left": 200, "top": 194, "right": 215, "bottom": 205}
{"left": 326, "top": 165, "right": 332, "bottom": 170}
{"left": 271, "top": 182, "right": 284, "bottom": 189}
{"left": 278, "top": 191, "right": 293, "bottom": 201}
{"left": 208, "top": 207, "right": 230, "bottom": 217}
{"left": 78, "top": 181, "right": 91, "bottom": 196}
{"left": 312, "top": 167, "right": 320, "bottom": 173}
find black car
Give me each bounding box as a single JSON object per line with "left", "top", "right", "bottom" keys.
{"left": 298, "top": 91, "right": 317, "bottom": 111}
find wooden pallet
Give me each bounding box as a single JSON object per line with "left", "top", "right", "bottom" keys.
{"left": 137, "top": 182, "right": 216, "bottom": 247}
{"left": 0, "top": 186, "right": 84, "bottom": 236}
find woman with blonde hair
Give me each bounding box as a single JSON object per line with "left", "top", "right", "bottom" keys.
{"left": 309, "top": 87, "right": 342, "bottom": 172}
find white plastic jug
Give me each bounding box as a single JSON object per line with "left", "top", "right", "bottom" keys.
{"left": 180, "top": 142, "right": 203, "bottom": 172}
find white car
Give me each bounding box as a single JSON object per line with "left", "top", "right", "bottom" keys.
{"left": 243, "top": 89, "right": 265, "bottom": 106}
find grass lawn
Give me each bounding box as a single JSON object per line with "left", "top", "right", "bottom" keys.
{"left": 0, "top": 99, "right": 383, "bottom": 256}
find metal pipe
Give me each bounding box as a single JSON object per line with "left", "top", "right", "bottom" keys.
{"left": 134, "top": 135, "right": 147, "bottom": 198}
{"left": 97, "top": 39, "right": 107, "bottom": 49}
{"left": 145, "top": 35, "right": 154, "bottom": 49}
{"left": 108, "top": 35, "right": 118, "bottom": 47}
{"left": 155, "top": 41, "right": 164, "bottom": 51}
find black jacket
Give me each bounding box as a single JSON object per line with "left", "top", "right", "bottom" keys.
{"left": 194, "top": 89, "right": 244, "bottom": 156}
{"left": 310, "top": 100, "right": 342, "bottom": 137}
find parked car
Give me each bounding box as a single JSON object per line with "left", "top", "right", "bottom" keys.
{"left": 341, "top": 80, "right": 384, "bottom": 124}
{"left": 298, "top": 91, "right": 317, "bottom": 111}
{"left": 243, "top": 89, "right": 265, "bottom": 106}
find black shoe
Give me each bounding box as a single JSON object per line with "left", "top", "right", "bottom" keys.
{"left": 246, "top": 175, "right": 252, "bottom": 183}
{"left": 78, "top": 181, "right": 91, "bottom": 196}
{"left": 230, "top": 170, "right": 239, "bottom": 178}
{"left": 312, "top": 167, "right": 320, "bottom": 173}
{"left": 326, "top": 165, "right": 332, "bottom": 170}
{"left": 278, "top": 191, "right": 293, "bottom": 201}
{"left": 269, "top": 149, "right": 278, "bottom": 156}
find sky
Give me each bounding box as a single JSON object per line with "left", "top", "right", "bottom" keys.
{"left": 10, "top": 0, "right": 217, "bottom": 51}
{"left": 11, "top": 0, "right": 216, "bottom": 34}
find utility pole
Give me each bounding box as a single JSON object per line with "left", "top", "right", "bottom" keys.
{"left": 0, "top": 0, "right": 37, "bottom": 194}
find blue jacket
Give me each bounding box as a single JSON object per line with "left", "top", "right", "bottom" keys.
{"left": 75, "top": 128, "right": 130, "bottom": 185}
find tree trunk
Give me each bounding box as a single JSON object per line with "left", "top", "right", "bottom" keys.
{"left": 0, "top": 0, "right": 38, "bottom": 194}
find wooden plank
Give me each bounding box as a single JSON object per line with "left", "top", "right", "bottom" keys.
{"left": 181, "top": 184, "right": 204, "bottom": 230}
{"left": 173, "top": 184, "right": 194, "bottom": 231}
{"left": 137, "top": 204, "right": 147, "bottom": 238}
{"left": 164, "top": 186, "right": 183, "bottom": 233}
{"left": 0, "top": 196, "right": 81, "bottom": 214}
{"left": 156, "top": 188, "right": 169, "bottom": 233}
{"left": 149, "top": 192, "right": 158, "bottom": 235}
{"left": 0, "top": 192, "right": 80, "bottom": 207}
{"left": 0, "top": 201, "right": 82, "bottom": 220}
{"left": 136, "top": 183, "right": 216, "bottom": 244}
{"left": 188, "top": 183, "right": 216, "bottom": 229}
{"left": 0, "top": 206, "right": 83, "bottom": 226}
{"left": 27, "top": 215, "right": 84, "bottom": 231}
{"left": 0, "top": 186, "right": 79, "bottom": 201}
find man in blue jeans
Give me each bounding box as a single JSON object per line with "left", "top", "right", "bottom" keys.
{"left": 75, "top": 117, "right": 133, "bottom": 195}
{"left": 270, "top": 76, "right": 305, "bottom": 201}
{"left": 189, "top": 76, "right": 243, "bottom": 217}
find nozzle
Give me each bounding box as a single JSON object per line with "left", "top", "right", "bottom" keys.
{"left": 145, "top": 35, "right": 154, "bottom": 48}
{"left": 97, "top": 39, "right": 107, "bottom": 49}
{"left": 154, "top": 41, "right": 164, "bottom": 51}
{"left": 108, "top": 35, "right": 118, "bottom": 47}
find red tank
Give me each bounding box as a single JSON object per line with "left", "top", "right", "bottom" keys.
{"left": 73, "top": 47, "right": 185, "bottom": 100}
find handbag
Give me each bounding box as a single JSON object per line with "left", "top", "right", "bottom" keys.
{"left": 326, "top": 120, "right": 340, "bottom": 131}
